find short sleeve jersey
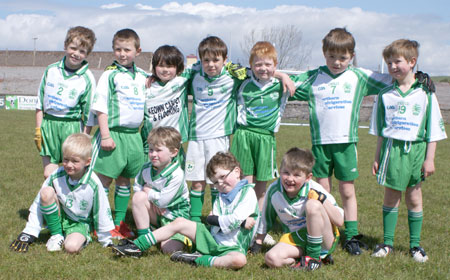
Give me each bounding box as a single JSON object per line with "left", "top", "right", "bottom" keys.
{"left": 211, "top": 183, "right": 260, "bottom": 248}
{"left": 188, "top": 63, "right": 241, "bottom": 140}
{"left": 42, "top": 166, "right": 115, "bottom": 233}
{"left": 36, "top": 57, "right": 96, "bottom": 125}
{"left": 133, "top": 159, "right": 190, "bottom": 220}
{"left": 257, "top": 178, "right": 343, "bottom": 235}
{"left": 142, "top": 68, "right": 196, "bottom": 143}
{"left": 292, "top": 66, "right": 392, "bottom": 145}
{"left": 369, "top": 80, "right": 447, "bottom": 142}
{"left": 91, "top": 61, "right": 147, "bottom": 129}
{"left": 236, "top": 74, "right": 289, "bottom": 133}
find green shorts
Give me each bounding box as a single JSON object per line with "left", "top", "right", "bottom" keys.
{"left": 230, "top": 127, "right": 278, "bottom": 181}
{"left": 376, "top": 138, "right": 426, "bottom": 191}
{"left": 40, "top": 116, "right": 83, "bottom": 164}
{"left": 312, "top": 143, "right": 359, "bottom": 181}
{"left": 61, "top": 212, "right": 92, "bottom": 245}
{"left": 194, "top": 223, "right": 247, "bottom": 256}
{"left": 93, "top": 128, "right": 144, "bottom": 179}
{"left": 151, "top": 215, "right": 190, "bottom": 245}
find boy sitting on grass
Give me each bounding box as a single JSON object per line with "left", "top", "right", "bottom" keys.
{"left": 252, "top": 148, "right": 344, "bottom": 271}
{"left": 10, "top": 133, "right": 114, "bottom": 253}
{"left": 112, "top": 152, "right": 259, "bottom": 270}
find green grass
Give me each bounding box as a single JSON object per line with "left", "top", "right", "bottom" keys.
{"left": 432, "top": 76, "right": 450, "bottom": 84}
{"left": 1, "top": 110, "right": 449, "bottom": 279}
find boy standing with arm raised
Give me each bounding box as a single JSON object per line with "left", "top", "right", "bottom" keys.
{"left": 370, "top": 39, "right": 446, "bottom": 262}
{"left": 90, "top": 28, "right": 147, "bottom": 239}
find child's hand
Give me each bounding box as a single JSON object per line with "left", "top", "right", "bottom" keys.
{"left": 243, "top": 217, "right": 256, "bottom": 230}
{"left": 372, "top": 161, "right": 379, "bottom": 176}
{"left": 422, "top": 159, "right": 435, "bottom": 178}
{"left": 145, "top": 76, "right": 156, "bottom": 88}
{"left": 280, "top": 74, "right": 295, "bottom": 96}
{"left": 101, "top": 137, "right": 116, "bottom": 151}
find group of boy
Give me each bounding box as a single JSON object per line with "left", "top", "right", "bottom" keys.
{"left": 9, "top": 24, "right": 446, "bottom": 272}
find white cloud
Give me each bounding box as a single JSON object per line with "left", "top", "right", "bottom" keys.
{"left": 101, "top": 3, "right": 125, "bottom": 9}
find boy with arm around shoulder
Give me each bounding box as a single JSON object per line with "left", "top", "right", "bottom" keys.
{"left": 90, "top": 28, "right": 147, "bottom": 239}
{"left": 35, "top": 26, "right": 97, "bottom": 179}
{"left": 252, "top": 148, "right": 344, "bottom": 271}
{"left": 113, "top": 152, "right": 259, "bottom": 270}
{"left": 370, "top": 39, "right": 447, "bottom": 262}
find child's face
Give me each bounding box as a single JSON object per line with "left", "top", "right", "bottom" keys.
{"left": 113, "top": 39, "right": 141, "bottom": 67}
{"left": 201, "top": 53, "right": 226, "bottom": 77}
{"left": 324, "top": 50, "right": 354, "bottom": 75}
{"left": 155, "top": 62, "right": 177, "bottom": 83}
{"left": 385, "top": 55, "right": 416, "bottom": 82}
{"left": 251, "top": 56, "right": 276, "bottom": 83}
{"left": 211, "top": 167, "right": 241, "bottom": 194}
{"left": 64, "top": 39, "right": 89, "bottom": 70}
{"left": 62, "top": 154, "right": 91, "bottom": 181}
{"left": 148, "top": 143, "right": 177, "bottom": 171}
{"left": 280, "top": 166, "right": 312, "bottom": 198}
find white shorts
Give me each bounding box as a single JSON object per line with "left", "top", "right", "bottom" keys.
{"left": 185, "top": 136, "right": 230, "bottom": 183}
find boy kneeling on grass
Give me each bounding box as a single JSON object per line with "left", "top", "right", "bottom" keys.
{"left": 251, "top": 148, "right": 344, "bottom": 271}
{"left": 112, "top": 152, "right": 259, "bottom": 269}
{"left": 10, "top": 133, "right": 114, "bottom": 253}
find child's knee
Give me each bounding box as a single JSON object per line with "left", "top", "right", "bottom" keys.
{"left": 305, "top": 199, "right": 322, "bottom": 215}
{"left": 132, "top": 191, "right": 148, "bottom": 205}
{"left": 64, "top": 240, "right": 82, "bottom": 254}
{"left": 40, "top": 187, "right": 56, "bottom": 203}
{"left": 230, "top": 254, "right": 247, "bottom": 269}
{"left": 265, "top": 251, "right": 282, "bottom": 268}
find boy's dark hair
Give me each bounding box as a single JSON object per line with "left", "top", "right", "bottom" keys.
{"left": 206, "top": 152, "right": 241, "bottom": 181}
{"left": 64, "top": 26, "right": 96, "bottom": 55}
{"left": 322, "top": 27, "right": 355, "bottom": 55}
{"left": 152, "top": 45, "right": 185, "bottom": 80}
{"left": 383, "top": 39, "right": 419, "bottom": 63}
{"left": 148, "top": 126, "right": 181, "bottom": 153}
{"left": 112, "top": 28, "right": 140, "bottom": 49}
{"left": 198, "top": 36, "right": 227, "bottom": 60}
{"left": 280, "top": 147, "right": 315, "bottom": 175}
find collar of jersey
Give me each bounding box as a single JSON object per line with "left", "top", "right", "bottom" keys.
{"left": 250, "top": 72, "right": 277, "bottom": 90}
{"left": 65, "top": 167, "right": 90, "bottom": 191}
{"left": 320, "top": 65, "right": 350, "bottom": 79}
{"left": 150, "top": 158, "right": 180, "bottom": 179}
{"left": 201, "top": 66, "right": 226, "bottom": 82}
{"left": 113, "top": 61, "right": 138, "bottom": 78}
{"left": 280, "top": 178, "right": 310, "bottom": 203}
{"left": 58, "top": 57, "right": 89, "bottom": 78}
{"left": 393, "top": 78, "right": 420, "bottom": 97}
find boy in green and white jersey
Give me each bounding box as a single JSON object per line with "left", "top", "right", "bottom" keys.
{"left": 91, "top": 29, "right": 147, "bottom": 239}
{"left": 252, "top": 148, "right": 344, "bottom": 271}
{"left": 10, "top": 134, "right": 115, "bottom": 253}
{"left": 290, "top": 28, "right": 392, "bottom": 255}
{"left": 35, "top": 26, "right": 97, "bottom": 179}
{"left": 113, "top": 152, "right": 259, "bottom": 270}
{"left": 132, "top": 127, "right": 190, "bottom": 254}
{"left": 370, "top": 39, "right": 447, "bottom": 262}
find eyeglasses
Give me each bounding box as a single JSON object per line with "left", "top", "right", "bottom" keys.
{"left": 211, "top": 167, "right": 236, "bottom": 185}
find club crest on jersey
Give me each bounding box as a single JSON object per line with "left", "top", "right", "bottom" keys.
{"left": 343, "top": 82, "right": 352, "bottom": 93}
{"left": 69, "top": 89, "right": 77, "bottom": 99}
{"left": 79, "top": 200, "right": 88, "bottom": 211}
{"left": 186, "top": 161, "right": 195, "bottom": 173}
{"left": 413, "top": 104, "right": 421, "bottom": 116}
{"left": 270, "top": 92, "right": 279, "bottom": 100}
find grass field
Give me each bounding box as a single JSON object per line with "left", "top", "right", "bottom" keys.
{"left": 1, "top": 110, "right": 449, "bottom": 279}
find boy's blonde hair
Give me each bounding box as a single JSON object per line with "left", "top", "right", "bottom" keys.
{"left": 148, "top": 126, "right": 181, "bottom": 153}
{"left": 112, "top": 28, "right": 140, "bottom": 49}
{"left": 64, "top": 26, "right": 96, "bottom": 55}
{"left": 280, "top": 147, "right": 315, "bottom": 175}
{"left": 322, "top": 27, "right": 355, "bottom": 55}
{"left": 249, "top": 41, "right": 278, "bottom": 66}
{"left": 383, "top": 39, "right": 419, "bottom": 63}
{"left": 206, "top": 152, "right": 241, "bottom": 181}
{"left": 198, "top": 36, "right": 228, "bottom": 60}
{"left": 62, "top": 133, "right": 92, "bottom": 160}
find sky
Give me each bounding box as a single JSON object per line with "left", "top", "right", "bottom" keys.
{"left": 1, "top": 0, "right": 450, "bottom": 75}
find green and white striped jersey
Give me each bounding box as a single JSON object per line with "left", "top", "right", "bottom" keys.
{"left": 91, "top": 61, "right": 147, "bottom": 129}
{"left": 36, "top": 57, "right": 95, "bottom": 125}
{"left": 211, "top": 183, "right": 259, "bottom": 247}
{"left": 369, "top": 80, "right": 447, "bottom": 142}
{"left": 43, "top": 166, "right": 115, "bottom": 234}
{"left": 142, "top": 68, "right": 195, "bottom": 143}
{"left": 236, "top": 74, "right": 289, "bottom": 133}
{"left": 188, "top": 63, "right": 241, "bottom": 140}
{"left": 292, "top": 66, "right": 392, "bottom": 145}
{"left": 133, "top": 159, "right": 190, "bottom": 220}
{"left": 257, "top": 178, "right": 343, "bottom": 235}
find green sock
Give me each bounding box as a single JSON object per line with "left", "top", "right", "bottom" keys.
{"left": 210, "top": 188, "right": 219, "bottom": 207}
{"left": 383, "top": 206, "right": 398, "bottom": 246}
{"left": 344, "top": 220, "right": 358, "bottom": 240}
{"left": 114, "top": 185, "right": 130, "bottom": 226}
{"left": 189, "top": 190, "right": 204, "bottom": 222}
{"left": 40, "top": 202, "right": 62, "bottom": 236}
{"left": 195, "top": 255, "right": 216, "bottom": 267}
{"left": 306, "top": 234, "right": 322, "bottom": 259}
{"left": 408, "top": 210, "right": 423, "bottom": 248}
{"left": 137, "top": 228, "right": 151, "bottom": 237}
{"left": 133, "top": 231, "right": 157, "bottom": 251}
